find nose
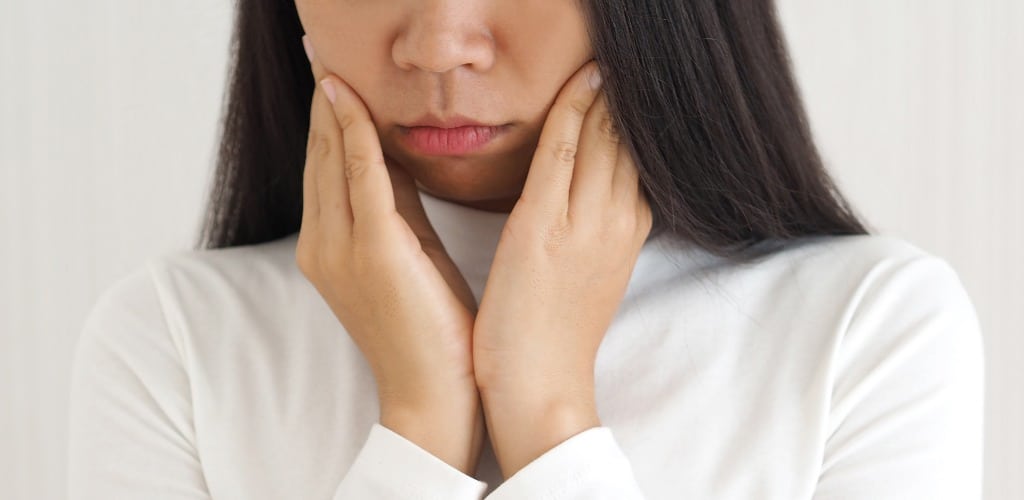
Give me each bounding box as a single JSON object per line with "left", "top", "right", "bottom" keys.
{"left": 392, "top": 1, "right": 496, "bottom": 74}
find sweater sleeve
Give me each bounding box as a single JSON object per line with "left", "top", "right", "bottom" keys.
{"left": 812, "top": 255, "right": 985, "bottom": 500}
{"left": 68, "top": 262, "right": 491, "bottom": 500}
{"left": 332, "top": 423, "right": 489, "bottom": 499}
{"left": 484, "top": 426, "right": 646, "bottom": 499}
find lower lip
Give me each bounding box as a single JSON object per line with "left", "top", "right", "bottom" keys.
{"left": 401, "top": 125, "right": 508, "bottom": 156}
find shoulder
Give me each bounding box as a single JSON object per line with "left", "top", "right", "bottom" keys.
{"left": 704, "top": 233, "right": 983, "bottom": 377}
{"left": 149, "top": 232, "right": 302, "bottom": 294}
{"left": 142, "top": 232, "right": 303, "bottom": 319}
{"left": 782, "top": 233, "right": 977, "bottom": 320}
{"left": 648, "top": 233, "right": 975, "bottom": 318}
{"left": 770, "top": 234, "right": 981, "bottom": 344}
{"left": 783, "top": 234, "right": 984, "bottom": 414}
{"left": 687, "top": 233, "right": 975, "bottom": 315}
{"left": 738, "top": 234, "right": 972, "bottom": 309}
{"left": 77, "top": 233, "right": 304, "bottom": 353}
{"left": 78, "top": 258, "right": 165, "bottom": 349}
{"left": 767, "top": 232, "right": 942, "bottom": 274}
{"left": 790, "top": 236, "right": 987, "bottom": 497}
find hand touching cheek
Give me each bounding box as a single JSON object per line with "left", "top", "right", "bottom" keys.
{"left": 295, "top": 35, "right": 485, "bottom": 475}
{"left": 471, "top": 61, "right": 654, "bottom": 478}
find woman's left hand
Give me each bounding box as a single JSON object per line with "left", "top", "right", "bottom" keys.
{"left": 472, "top": 60, "right": 654, "bottom": 477}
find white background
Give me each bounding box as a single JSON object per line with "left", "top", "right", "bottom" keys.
{"left": 1, "top": 1, "right": 1020, "bottom": 498}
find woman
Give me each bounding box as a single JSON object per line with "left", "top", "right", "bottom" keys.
{"left": 68, "top": 0, "right": 984, "bottom": 498}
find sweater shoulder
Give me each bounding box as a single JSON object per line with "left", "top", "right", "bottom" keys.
{"left": 79, "top": 233, "right": 304, "bottom": 346}
{"left": 772, "top": 233, "right": 939, "bottom": 271}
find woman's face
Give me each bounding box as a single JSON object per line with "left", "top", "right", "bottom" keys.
{"left": 294, "top": 0, "right": 593, "bottom": 212}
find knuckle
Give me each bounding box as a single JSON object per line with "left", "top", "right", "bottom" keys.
{"left": 541, "top": 219, "right": 573, "bottom": 255}
{"left": 640, "top": 202, "right": 655, "bottom": 232}
{"left": 295, "top": 241, "right": 319, "bottom": 278}
{"left": 336, "top": 112, "right": 357, "bottom": 131}
{"left": 307, "top": 130, "right": 333, "bottom": 159}
{"left": 344, "top": 153, "right": 377, "bottom": 180}
{"left": 549, "top": 140, "right": 578, "bottom": 164}
{"left": 610, "top": 212, "right": 635, "bottom": 235}
{"left": 628, "top": 193, "right": 653, "bottom": 235}
{"left": 568, "top": 96, "right": 591, "bottom": 117}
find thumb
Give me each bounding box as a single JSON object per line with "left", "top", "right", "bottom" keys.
{"left": 384, "top": 156, "right": 439, "bottom": 243}
{"left": 385, "top": 157, "right": 478, "bottom": 313}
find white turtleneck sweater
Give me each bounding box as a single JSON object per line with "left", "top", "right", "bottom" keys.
{"left": 68, "top": 189, "right": 984, "bottom": 499}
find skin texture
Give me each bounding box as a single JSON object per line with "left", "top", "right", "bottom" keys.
{"left": 295, "top": 0, "right": 653, "bottom": 480}
{"left": 294, "top": 0, "right": 593, "bottom": 212}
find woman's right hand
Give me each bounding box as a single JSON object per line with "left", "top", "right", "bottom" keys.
{"left": 296, "top": 35, "right": 484, "bottom": 475}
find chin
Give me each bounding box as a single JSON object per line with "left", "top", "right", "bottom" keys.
{"left": 414, "top": 177, "right": 520, "bottom": 212}
{"left": 383, "top": 142, "right": 528, "bottom": 211}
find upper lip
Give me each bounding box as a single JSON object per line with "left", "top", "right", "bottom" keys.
{"left": 402, "top": 113, "right": 502, "bottom": 129}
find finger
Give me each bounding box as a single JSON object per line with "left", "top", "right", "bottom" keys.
{"left": 386, "top": 158, "right": 442, "bottom": 243}
{"left": 520, "top": 60, "right": 603, "bottom": 219}
{"left": 303, "top": 35, "right": 354, "bottom": 236}
{"left": 568, "top": 91, "right": 619, "bottom": 220}
{"left": 614, "top": 143, "right": 652, "bottom": 239}
{"left": 320, "top": 74, "right": 397, "bottom": 233}
{"left": 308, "top": 30, "right": 395, "bottom": 231}
{"left": 611, "top": 142, "right": 641, "bottom": 206}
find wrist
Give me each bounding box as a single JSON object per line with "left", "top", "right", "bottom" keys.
{"left": 476, "top": 370, "right": 596, "bottom": 411}
{"left": 379, "top": 389, "right": 486, "bottom": 475}
{"left": 479, "top": 383, "right": 600, "bottom": 478}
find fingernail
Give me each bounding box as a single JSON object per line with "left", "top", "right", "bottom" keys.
{"left": 588, "top": 66, "right": 603, "bottom": 90}
{"left": 302, "top": 35, "right": 315, "bottom": 64}
{"left": 321, "top": 78, "right": 337, "bottom": 104}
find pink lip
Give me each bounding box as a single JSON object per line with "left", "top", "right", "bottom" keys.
{"left": 403, "top": 114, "right": 496, "bottom": 129}
{"left": 400, "top": 125, "right": 508, "bottom": 156}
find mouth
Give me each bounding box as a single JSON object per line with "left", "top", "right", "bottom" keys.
{"left": 398, "top": 124, "right": 511, "bottom": 156}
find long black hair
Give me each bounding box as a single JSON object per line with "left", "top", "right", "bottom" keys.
{"left": 196, "top": 0, "right": 872, "bottom": 263}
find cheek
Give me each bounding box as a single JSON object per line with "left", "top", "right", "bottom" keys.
{"left": 303, "top": 30, "right": 389, "bottom": 118}
{"left": 298, "top": 2, "right": 391, "bottom": 78}
{"left": 308, "top": 30, "right": 380, "bottom": 73}
{"left": 493, "top": 0, "right": 592, "bottom": 57}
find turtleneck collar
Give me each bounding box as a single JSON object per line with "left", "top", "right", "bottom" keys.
{"left": 418, "top": 189, "right": 511, "bottom": 302}
{"left": 279, "top": 188, "right": 698, "bottom": 305}
{"left": 417, "top": 188, "right": 706, "bottom": 305}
